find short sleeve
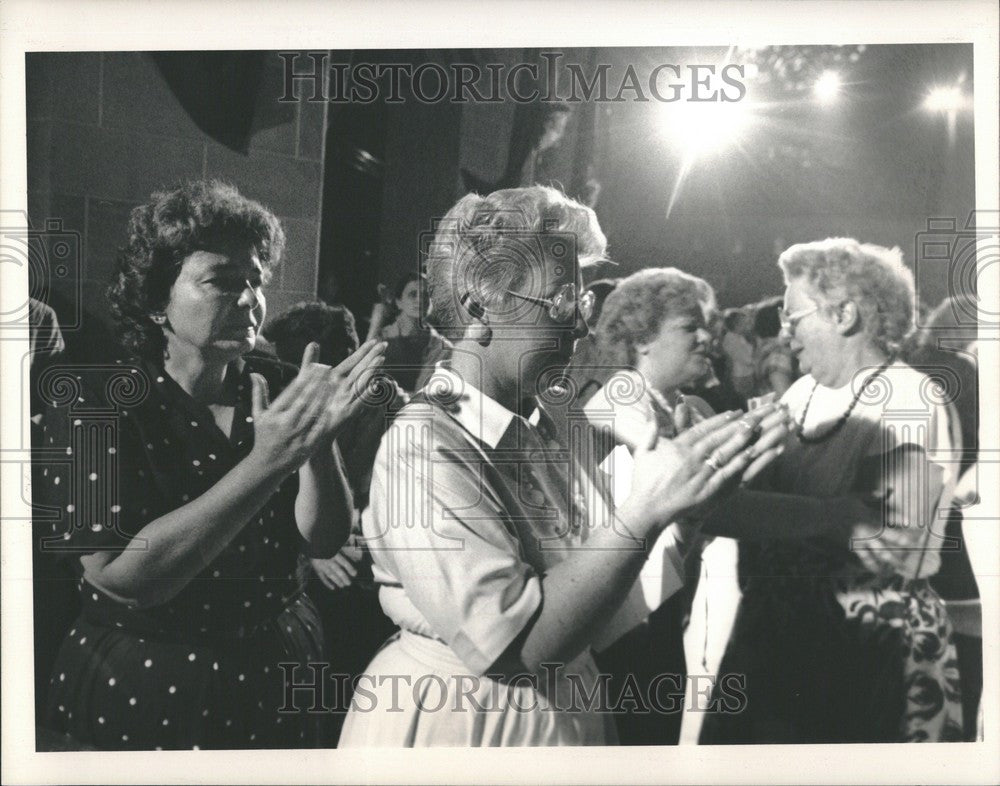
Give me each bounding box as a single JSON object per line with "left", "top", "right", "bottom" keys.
{"left": 364, "top": 414, "right": 542, "bottom": 675}
{"left": 34, "top": 380, "right": 161, "bottom": 562}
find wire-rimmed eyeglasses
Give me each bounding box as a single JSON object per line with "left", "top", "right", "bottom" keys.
{"left": 505, "top": 283, "right": 595, "bottom": 325}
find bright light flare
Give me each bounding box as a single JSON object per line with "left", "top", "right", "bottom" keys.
{"left": 813, "top": 70, "right": 841, "bottom": 104}
{"left": 924, "top": 85, "right": 967, "bottom": 112}
{"left": 657, "top": 99, "right": 752, "bottom": 158}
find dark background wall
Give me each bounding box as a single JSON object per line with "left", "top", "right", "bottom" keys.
{"left": 26, "top": 45, "right": 975, "bottom": 358}
{"left": 328, "top": 44, "right": 974, "bottom": 323}
{"left": 26, "top": 51, "right": 327, "bottom": 360}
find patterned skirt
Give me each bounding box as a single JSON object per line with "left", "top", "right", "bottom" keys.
{"left": 44, "top": 595, "right": 331, "bottom": 750}
{"left": 699, "top": 575, "right": 963, "bottom": 744}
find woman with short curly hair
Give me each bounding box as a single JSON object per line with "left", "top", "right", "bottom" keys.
{"left": 108, "top": 179, "right": 286, "bottom": 361}
{"left": 582, "top": 267, "right": 749, "bottom": 745}
{"left": 699, "top": 238, "right": 965, "bottom": 743}
{"left": 39, "top": 180, "right": 385, "bottom": 750}
{"left": 339, "top": 186, "right": 785, "bottom": 747}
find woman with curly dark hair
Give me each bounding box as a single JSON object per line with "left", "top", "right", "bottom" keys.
{"left": 37, "top": 180, "right": 385, "bottom": 750}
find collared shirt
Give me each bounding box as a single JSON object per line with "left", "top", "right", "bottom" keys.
{"left": 362, "top": 366, "right": 637, "bottom": 675}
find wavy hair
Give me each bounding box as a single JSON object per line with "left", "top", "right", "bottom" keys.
{"left": 106, "top": 180, "right": 285, "bottom": 360}
{"left": 778, "top": 238, "right": 915, "bottom": 353}
{"left": 595, "top": 267, "right": 715, "bottom": 368}
{"left": 264, "top": 300, "right": 358, "bottom": 367}
{"left": 423, "top": 186, "right": 607, "bottom": 339}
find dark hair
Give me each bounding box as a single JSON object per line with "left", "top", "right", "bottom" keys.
{"left": 723, "top": 307, "right": 751, "bottom": 333}
{"left": 393, "top": 273, "right": 422, "bottom": 301}
{"left": 585, "top": 278, "right": 619, "bottom": 328}
{"left": 264, "top": 301, "right": 359, "bottom": 367}
{"left": 752, "top": 297, "right": 783, "bottom": 339}
{"left": 106, "top": 180, "right": 285, "bottom": 360}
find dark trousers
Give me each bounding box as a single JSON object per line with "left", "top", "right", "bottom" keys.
{"left": 594, "top": 591, "right": 688, "bottom": 745}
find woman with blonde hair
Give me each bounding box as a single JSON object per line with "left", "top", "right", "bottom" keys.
{"left": 699, "top": 238, "right": 964, "bottom": 743}
{"left": 339, "top": 187, "right": 786, "bottom": 746}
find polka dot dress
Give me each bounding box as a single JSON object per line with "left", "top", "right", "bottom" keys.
{"left": 40, "top": 355, "right": 330, "bottom": 750}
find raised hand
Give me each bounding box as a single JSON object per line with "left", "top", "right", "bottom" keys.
{"left": 619, "top": 405, "right": 782, "bottom": 537}
{"left": 248, "top": 340, "right": 386, "bottom": 476}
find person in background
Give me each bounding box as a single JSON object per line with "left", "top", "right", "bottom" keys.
{"left": 584, "top": 267, "right": 788, "bottom": 745}
{"left": 264, "top": 300, "right": 400, "bottom": 742}
{"left": 690, "top": 305, "right": 745, "bottom": 414}
{"left": 719, "top": 307, "right": 756, "bottom": 402}
{"left": 901, "top": 294, "right": 981, "bottom": 739}
{"left": 750, "top": 296, "right": 797, "bottom": 399}
{"left": 29, "top": 296, "right": 73, "bottom": 729}
{"left": 29, "top": 297, "right": 67, "bottom": 417}
{"left": 561, "top": 277, "right": 620, "bottom": 412}
{"left": 365, "top": 273, "right": 451, "bottom": 392}
{"left": 37, "top": 181, "right": 384, "bottom": 750}
{"left": 699, "top": 238, "right": 964, "bottom": 744}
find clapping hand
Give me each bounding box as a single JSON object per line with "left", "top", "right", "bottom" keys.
{"left": 619, "top": 404, "right": 787, "bottom": 539}
{"left": 248, "top": 340, "right": 386, "bottom": 476}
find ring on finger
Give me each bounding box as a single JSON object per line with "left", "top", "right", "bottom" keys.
{"left": 704, "top": 453, "right": 723, "bottom": 471}
{"left": 737, "top": 418, "right": 756, "bottom": 432}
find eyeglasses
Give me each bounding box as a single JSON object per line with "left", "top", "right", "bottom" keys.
{"left": 778, "top": 304, "right": 818, "bottom": 334}
{"left": 505, "top": 283, "right": 595, "bottom": 325}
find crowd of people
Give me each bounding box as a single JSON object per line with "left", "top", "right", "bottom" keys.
{"left": 31, "top": 179, "right": 982, "bottom": 750}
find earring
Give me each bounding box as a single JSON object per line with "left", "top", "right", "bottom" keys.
{"left": 460, "top": 293, "right": 492, "bottom": 346}
{"left": 468, "top": 321, "right": 492, "bottom": 347}
{"left": 151, "top": 314, "right": 166, "bottom": 325}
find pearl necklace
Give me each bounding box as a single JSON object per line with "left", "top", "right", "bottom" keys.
{"left": 794, "top": 357, "right": 894, "bottom": 444}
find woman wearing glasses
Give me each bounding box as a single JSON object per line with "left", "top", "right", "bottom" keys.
{"left": 38, "top": 181, "right": 385, "bottom": 750}
{"left": 338, "top": 186, "right": 785, "bottom": 747}
{"left": 698, "top": 238, "right": 964, "bottom": 743}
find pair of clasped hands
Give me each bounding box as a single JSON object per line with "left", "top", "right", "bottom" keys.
{"left": 248, "top": 339, "right": 387, "bottom": 476}
{"left": 617, "top": 400, "right": 793, "bottom": 543}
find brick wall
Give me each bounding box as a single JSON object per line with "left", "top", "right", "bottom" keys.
{"left": 25, "top": 51, "right": 328, "bottom": 357}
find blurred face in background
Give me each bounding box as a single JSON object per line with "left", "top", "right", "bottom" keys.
{"left": 396, "top": 279, "right": 425, "bottom": 322}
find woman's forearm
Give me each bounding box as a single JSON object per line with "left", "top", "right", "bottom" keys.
{"left": 295, "top": 441, "right": 353, "bottom": 558}
{"left": 700, "top": 488, "right": 875, "bottom": 541}
{"left": 506, "top": 506, "right": 669, "bottom": 679}
{"left": 84, "top": 453, "right": 289, "bottom": 607}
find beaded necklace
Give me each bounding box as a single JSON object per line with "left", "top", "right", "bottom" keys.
{"left": 794, "top": 357, "right": 894, "bottom": 444}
